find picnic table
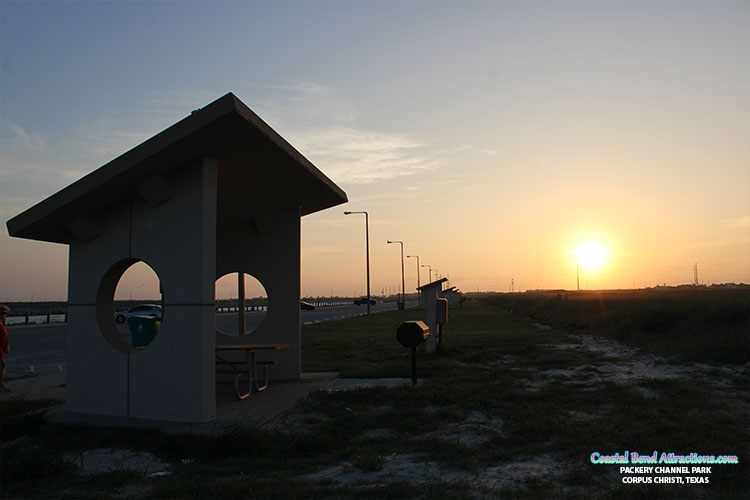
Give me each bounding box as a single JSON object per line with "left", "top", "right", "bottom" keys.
{"left": 215, "top": 343, "right": 289, "bottom": 400}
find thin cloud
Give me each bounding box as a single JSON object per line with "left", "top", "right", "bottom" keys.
{"left": 2, "top": 89, "right": 217, "bottom": 215}
{"left": 723, "top": 215, "right": 750, "bottom": 229}
{"left": 0, "top": 120, "right": 46, "bottom": 151}
{"left": 290, "top": 126, "right": 437, "bottom": 184}
{"left": 253, "top": 82, "right": 334, "bottom": 99}
{"left": 0, "top": 120, "right": 67, "bottom": 217}
{"left": 301, "top": 244, "right": 348, "bottom": 256}
{"left": 251, "top": 82, "right": 359, "bottom": 128}
{"left": 246, "top": 81, "right": 440, "bottom": 184}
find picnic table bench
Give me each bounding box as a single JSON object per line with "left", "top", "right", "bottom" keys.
{"left": 215, "top": 342, "right": 289, "bottom": 400}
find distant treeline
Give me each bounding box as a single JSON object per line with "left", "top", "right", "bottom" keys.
{"left": 487, "top": 287, "right": 750, "bottom": 365}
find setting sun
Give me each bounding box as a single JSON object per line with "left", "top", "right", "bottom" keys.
{"left": 575, "top": 241, "right": 607, "bottom": 271}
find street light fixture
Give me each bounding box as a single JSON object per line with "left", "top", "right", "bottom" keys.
{"left": 344, "top": 211, "right": 371, "bottom": 314}
{"left": 421, "top": 264, "right": 432, "bottom": 282}
{"left": 387, "top": 240, "right": 405, "bottom": 309}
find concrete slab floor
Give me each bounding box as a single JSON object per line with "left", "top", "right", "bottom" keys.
{"left": 0, "top": 373, "right": 422, "bottom": 433}
{"left": 1, "top": 371, "right": 66, "bottom": 401}
{"left": 1, "top": 371, "right": 338, "bottom": 434}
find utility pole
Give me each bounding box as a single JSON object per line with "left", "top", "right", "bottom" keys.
{"left": 407, "top": 255, "right": 421, "bottom": 303}
{"left": 344, "top": 211, "right": 371, "bottom": 314}
{"left": 693, "top": 262, "right": 699, "bottom": 286}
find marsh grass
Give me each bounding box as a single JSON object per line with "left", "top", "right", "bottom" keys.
{"left": 1, "top": 298, "right": 747, "bottom": 498}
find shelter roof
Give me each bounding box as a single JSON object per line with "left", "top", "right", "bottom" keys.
{"left": 417, "top": 278, "right": 448, "bottom": 290}
{"left": 7, "top": 93, "right": 348, "bottom": 244}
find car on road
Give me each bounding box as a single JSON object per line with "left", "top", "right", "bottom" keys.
{"left": 353, "top": 298, "right": 377, "bottom": 306}
{"left": 300, "top": 301, "right": 316, "bottom": 310}
{"left": 114, "top": 304, "right": 163, "bottom": 323}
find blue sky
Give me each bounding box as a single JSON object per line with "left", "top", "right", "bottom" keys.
{"left": 2, "top": 0, "right": 749, "bottom": 300}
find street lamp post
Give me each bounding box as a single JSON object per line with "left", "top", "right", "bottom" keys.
{"left": 421, "top": 264, "right": 432, "bottom": 282}
{"left": 238, "top": 272, "right": 246, "bottom": 335}
{"left": 344, "top": 211, "right": 371, "bottom": 314}
{"left": 387, "top": 240, "right": 405, "bottom": 309}
{"left": 407, "top": 254, "right": 420, "bottom": 303}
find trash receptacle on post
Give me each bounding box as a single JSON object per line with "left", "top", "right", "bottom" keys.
{"left": 396, "top": 320, "right": 430, "bottom": 385}
{"left": 128, "top": 315, "right": 161, "bottom": 348}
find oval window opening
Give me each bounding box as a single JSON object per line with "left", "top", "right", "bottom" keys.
{"left": 112, "top": 261, "right": 164, "bottom": 350}
{"left": 215, "top": 272, "right": 267, "bottom": 336}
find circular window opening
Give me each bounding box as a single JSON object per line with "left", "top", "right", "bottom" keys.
{"left": 97, "top": 259, "right": 164, "bottom": 353}
{"left": 215, "top": 272, "right": 267, "bottom": 336}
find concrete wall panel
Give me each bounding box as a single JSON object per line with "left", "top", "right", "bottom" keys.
{"left": 129, "top": 305, "right": 215, "bottom": 421}
{"left": 67, "top": 202, "right": 130, "bottom": 305}
{"left": 131, "top": 160, "right": 217, "bottom": 305}
{"left": 66, "top": 305, "right": 128, "bottom": 416}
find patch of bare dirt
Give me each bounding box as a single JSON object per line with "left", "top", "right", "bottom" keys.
{"left": 528, "top": 334, "right": 747, "bottom": 394}
{"left": 305, "top": 452, "right": 576, "bottom": 495}
{"left": 63, "top": 448, "right": 171, "bottom": 476}
{"left": 426, "top": 411, "right": 505, "bottom": 448}
{"left": 475, "top": 454, "right": 571, "bottom": 490}
{"left": 265, "top": 410, "right": 332, "bottom": 433}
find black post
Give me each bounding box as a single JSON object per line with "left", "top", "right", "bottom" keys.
{"left": 436, "top": 324, "right": 442, "bottom": 354}
{"left": 411, "top": 347, "right": 417, "bottom": 385}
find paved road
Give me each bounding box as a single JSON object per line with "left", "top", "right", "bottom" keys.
{"left": 216, "top": 299, "right": 418, "bottom": 334}
{"left": 303, "top": 300, "right": 418, "bottom": 325}
{"left": 4, "top": 301, "right": 419, "bottom": 378}
{"left": 4, "top": 323, "right": 67, "bottom": 379}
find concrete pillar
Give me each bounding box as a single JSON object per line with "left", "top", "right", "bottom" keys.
{"left": 418, "top": 279, "right": 446, "bottom": 353}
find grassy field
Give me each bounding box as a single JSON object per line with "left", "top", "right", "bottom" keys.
{"left": 1, "top": 294, "right": 748, "bottom": 498}
{"left": 488, "top": 287, "right": 750, "bottom": 364}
